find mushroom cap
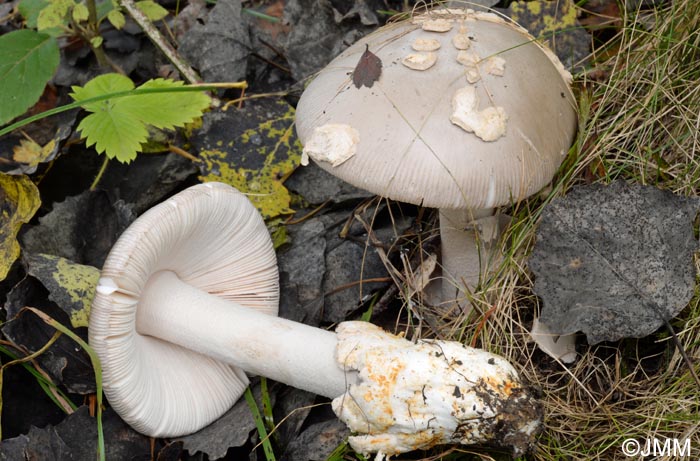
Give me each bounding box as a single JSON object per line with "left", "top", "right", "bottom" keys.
{"left": 89, "top": 182, "right": 279, "bottom": 436}
{"left": 295, "top": 9, "right": 577, "bottom": 210}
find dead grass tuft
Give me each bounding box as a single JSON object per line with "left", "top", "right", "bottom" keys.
{"left": 377, "top": 0, "right": 700, "bottom": 459}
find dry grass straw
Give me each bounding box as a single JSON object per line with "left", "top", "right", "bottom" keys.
{"left": 573, "top": 0, "right": 700, "bottom": 191}
{"left": 384, "top": 0, "right": 700, "bottom": 459}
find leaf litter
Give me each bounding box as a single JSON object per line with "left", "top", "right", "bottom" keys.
{"left": 0, "top": 0, "right": 623, "bottom": 459}
{"left": 195, "top": 98, "right": 301, "bottom": 220}
{"left": 23, "top": 254, "right": 99, "bottom": 329}
{"left": 0, "top": 173, "right": 41, "bottom": 279}
{"left": 530, "top": 181, "right": 699, "bottom": 344}
{"left": 3, "top": 277, "right": 96, "bottom": 394}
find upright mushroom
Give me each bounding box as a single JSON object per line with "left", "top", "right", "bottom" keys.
{"left": 89, "top": 182, "right": 542, "bottom": 457}
{"left": 295, "top": 8, "right": 577, "bottom": 309}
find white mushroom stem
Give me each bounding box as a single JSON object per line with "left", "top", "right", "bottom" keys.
{"left": 439, "top": 208, "right": 502, "bottom": 308}
{"left": 135, "top": 270, "right": 354, "bottom": 398}
{"left": 110, "top": 270, "right": 540, "bottom": 456}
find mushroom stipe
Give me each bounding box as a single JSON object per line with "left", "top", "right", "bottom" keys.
{"left": 89, "top": 182, "right": 542, "bottom": 458}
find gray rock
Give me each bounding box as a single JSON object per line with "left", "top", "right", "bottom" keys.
{"left": 278, "top": 218, "right": 327, "bottom": 325}
{"left": 179, "top": 380, "right": 277, "bottom": 460}
{"left": 281, "top": 418, "right": 349, "bottom": 461}
{"left": 20, "top": 190, "right": 134, "bottom": 268}
{"left": 531, "top": 181, "right": 699, "bottom": 344}
{"left": 272, "top": 387, "right": 317, "bottom": 452}
{"left": 286, "top": 162, "right": 372, "bottom": 205}
{"left": 283, "top": 0, "right": 376, "bottom": 80}
{"left": 322, "top": 239, "right": 388, "bottom": 323}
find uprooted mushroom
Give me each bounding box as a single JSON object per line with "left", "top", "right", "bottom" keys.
{"left": 89, "top": 182, "right": 542, "bottom": 458}
{"left": 295, "top": 8, "right": 577, "bottom": 310}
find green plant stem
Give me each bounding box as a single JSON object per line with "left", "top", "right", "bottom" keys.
{"left": 0, "top": 332, "right": 62, "bottom": 439}
{"left": 242, "top": 8, "right": 281, "bottom": 23}
{"left": 23, "top": 307, "right": 105, "bottom": 461}
{"left": 86, "top": 0, "right": 98, "bottom": 29}
{"left": 244, "top": 387, "right": 276, "bottom": 461}
{"left": 0, "top": 82, "right": 247, "bottom": 138}
{"left": 91, "top": 156, "right": 110, "bottom": 190}
{"left": 85, "top": 0, "right": 110, "bottom": 68}
{"left": 259, "top": 377, "right": 275, "bottom": 436}
{"left": 0, "top": 345, "right": 78, "bottom": 412}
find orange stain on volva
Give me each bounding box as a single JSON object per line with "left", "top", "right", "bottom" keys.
{"left": 362, "top": 359, "right": 406, "bottom": 428}
{"left": 485, "top": 376, "right": 516, "bottom": 397}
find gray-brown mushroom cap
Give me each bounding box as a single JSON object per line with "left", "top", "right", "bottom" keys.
{"left": 295, "top": 9, "right": 577, "bottom": 210}
{"left": 89, "top": 182, "right": 279, "bottom": 437}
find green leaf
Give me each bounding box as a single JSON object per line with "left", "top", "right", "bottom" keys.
{"left": 107, "top": 8, "right": 125, "bottom": 29}
{"left": 72, "top": 74, "right": 143, "bottom": 161}
{"left": 120, "top": 78, "right": 211, "bottom": 131}
{"left": 91, "top": 35, "right": 104, "bottom": 48}
{"left": 36, "top": 0, "right": 74, "bottom": 31}
{"left": 18, "top": 0, "right": 50, "bottom": 28}
{"left": 0, "top": 30, "right": 60, "bottom": 126}
{"left": 95, "top": 0, "right": 116, "bottom": 21}
{"left": 75, "top": 104, "right": 149, "bottom": 162}
{"left": 71, "top": 73, "right": 211, "bottom": 163}
{"left": 0, "top": 173, "right": 41, "bottom": 281}
{"left": 135, "top": 0, "right": 168, "bottom": 21}
{"left": 72, "top": 2, "right": 89, "bottom": 22}
{"left": 70, "top": 72, "right": 134, "bottom": 110}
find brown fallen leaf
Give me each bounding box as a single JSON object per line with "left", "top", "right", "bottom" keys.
{"left": 352, "top": 44, "right": 382, "bottom": 89}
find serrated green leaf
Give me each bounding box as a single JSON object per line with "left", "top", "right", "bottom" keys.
{"left": 76, "top": 106, "right": 149, "bottom": 162}
{"left": 0, "top": 30, "right": 60, "bottom": 126}
{"left": 71, "top": 73, "right": 210, "bottom": 163}
{"left": 72, "top": 2, "right": 89, "bottom": 22}
{"left": 107, "top": 8, "right": 125, "bottom": 29}
{"left": 18, "top": 0, "right": 50, "bottom": 28}
{"left": 70, "top": 72, "right": 134, "bottom": 111}
{"left": 37, "top": 0, "right": 74, "bottom": 31}
{"left": 120, "top": 78, "right": 211, "bottom": 131}
{"left": 71, "top": 74, "right": 142, "bottom": 162}
{"left": 136, "top": 0, "right": 168, "bottom": 21}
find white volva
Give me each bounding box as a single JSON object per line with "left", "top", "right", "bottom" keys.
{"left": 333, "top": 322, "right": 541, "bottom": 457}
